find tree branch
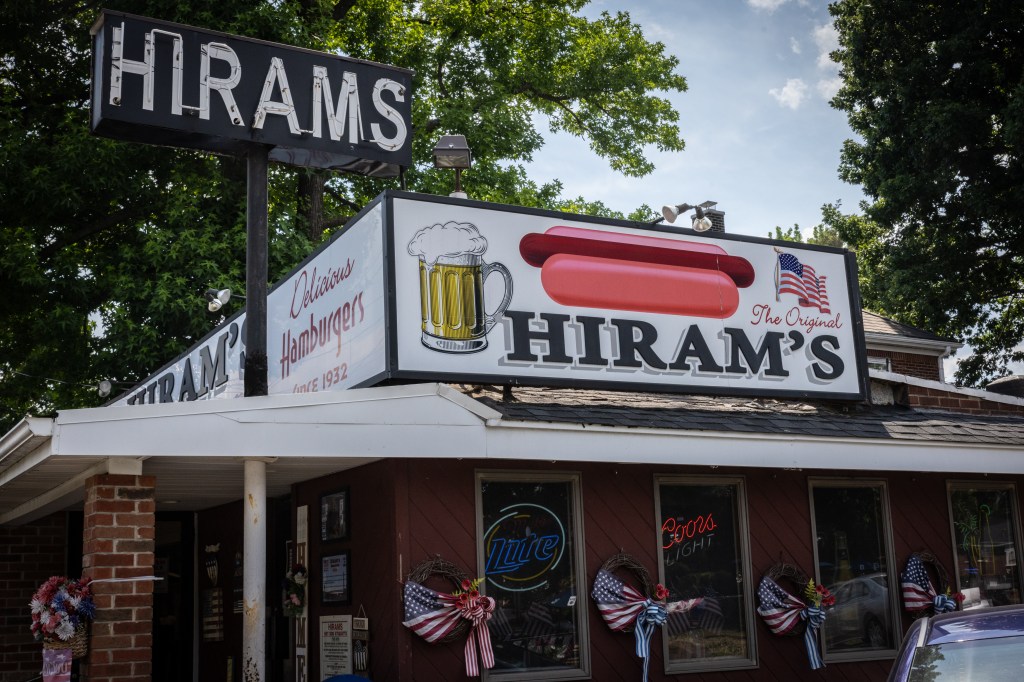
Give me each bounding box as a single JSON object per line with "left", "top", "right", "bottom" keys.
{"left": 39, "top": 205, "right": 149, "bottom": 260}
{"left": 324, "top": 185, "right": 361, "bottom": 212}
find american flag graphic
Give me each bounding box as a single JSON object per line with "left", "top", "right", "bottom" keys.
{"left": 401, "top": 580, "right": 462, "bottom": 643}
{"left": 901, "top": 556, "right": 955, "bottom": 613}
{"left": 756, "top": 576, "right": 806, "bottom": 636}
{"left": 776, "top": 252, "right": 831, "bottom": 313}
{"left": 591, "top": 569, "right": 647, "bottom": 632}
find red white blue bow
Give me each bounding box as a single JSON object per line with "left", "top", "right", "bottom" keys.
{"left": 402, "top": 580, "right": 496, "bottom": 677}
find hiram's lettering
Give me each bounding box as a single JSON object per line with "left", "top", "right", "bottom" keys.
{"left": 125, "top": 323, "right": 240, "bottom": 405}
{"left": 503, "top": 310, "right": 845, "bottom": 381}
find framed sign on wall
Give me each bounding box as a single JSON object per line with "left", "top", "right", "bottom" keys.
{"left": 322, "top": 551, "right": 351, "bottom": 605}
{"left": 321, "top": 488, "right": 350, "bottom": 543}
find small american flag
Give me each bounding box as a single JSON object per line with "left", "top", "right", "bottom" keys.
{"left": 697, "top": 591, "right": 724, "bottom": 634}
{"left": 776, "top": 252, "right": 831, "bottom": 313}
{"left": 756, "top": 576, "right": 805, "bottom": 636}
{"left": 401, "top": 580, "right": 461, "bottom": 643}
{"left": 902, "top": 556, "right": 937, "bottom": 612}
{"left": 522, "top": 600, "right": 556, "bottom": 638}
{"left": 592, "top": 569, "right": 646, "bottom": 632}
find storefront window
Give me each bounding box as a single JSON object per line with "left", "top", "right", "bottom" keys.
{"left": 655, "top": 476, "right": 757, "bottom": 673}
{"left": 809, "top": 480, "right": 897, "bottom": 660}
{"left": 476, "top": 472, "right": 589, "bottom": 680}
{"left": 948, "top": 482, "right": 1022, "bottom": 608}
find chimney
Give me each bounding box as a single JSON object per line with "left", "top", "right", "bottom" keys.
{"left": 706, "top": 208, "right": 725, "bottom": 233}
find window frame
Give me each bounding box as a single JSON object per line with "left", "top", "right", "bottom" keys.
{"left": 807, "top": 477, "right": 900, "bottom": 663}
{"left": 946, "top": 480, "right": 1024, "bottom": 605}
{"left": 475, "top": 470, "right": 591, "bottom": 681}
{"left": 654, "top": 474, "right": 759, "bottom": 674}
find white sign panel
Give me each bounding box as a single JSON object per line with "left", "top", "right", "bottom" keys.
{"left": 110, "top": 203, "right": 386, "bottom": 406}
{"left": 320, "top": 615, "right": 353, "bottom": 678}
{"left": 389, "top": 196, "right": 866, "bottom": 399}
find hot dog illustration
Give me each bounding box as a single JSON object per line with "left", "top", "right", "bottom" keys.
{"left": 519, "top": 226, "right": 754, "bottom": 318}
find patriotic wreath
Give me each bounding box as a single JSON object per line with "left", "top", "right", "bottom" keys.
{"left": 401, "top": 557, "right": 496, "bottom": 677}
{"left": 756, "top": 563, "right": 832, "bottom": 671}
{"left": 901, "top": 551, "right": 963, "bottom": 617}
{"left": 591, "top": 553, "right": 702, "bottom": 682}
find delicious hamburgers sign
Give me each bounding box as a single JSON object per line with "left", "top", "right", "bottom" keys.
{"left": 90, "top": 11, "right": 412, "bottom": 175}
{"left": 111, "top": 192, "right": 867, "bottom": 406}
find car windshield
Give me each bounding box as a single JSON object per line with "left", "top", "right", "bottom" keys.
{"left": 907, "top": 635, "right": 1024, "bottom": 680}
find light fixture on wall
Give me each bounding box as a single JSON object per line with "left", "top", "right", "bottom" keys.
{"left": 205, "top": 288, "right": 245, "bottom": 313}
{"left": 660, "top": 201, "right": 717, "bottom": 231}
{"left": 433, "top": 134, "right": 472, "bottom": 199}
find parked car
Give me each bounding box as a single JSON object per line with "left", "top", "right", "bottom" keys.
{"left": 887, "top": 603, "right": 1024, "bottom": 681}
{"left": 824, "top": 573, "right": 894, "bottom": 651}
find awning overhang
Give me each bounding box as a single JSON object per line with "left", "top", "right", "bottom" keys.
{"left": 1, "top": 382, "right": 1021, "bottom": 525}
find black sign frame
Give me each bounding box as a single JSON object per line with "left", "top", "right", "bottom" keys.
{"left": 90, "top": 10, "right": 413, "bottom": 177}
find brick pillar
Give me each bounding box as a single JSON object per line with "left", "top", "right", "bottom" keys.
{"left": 82, "top": 474, "right": 155, "bottom": 682}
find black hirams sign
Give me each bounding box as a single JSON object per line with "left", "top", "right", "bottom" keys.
{"left": 90, "top": 11, "right": 413, "bottom": 177}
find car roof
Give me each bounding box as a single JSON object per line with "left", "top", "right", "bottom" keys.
{"left": 922, "top": 604, "right": 1024, "bottom": 645}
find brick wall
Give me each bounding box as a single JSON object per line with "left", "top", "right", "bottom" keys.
{"left": 82, "top": 474, "right": 156, "bottom": 682}
{"left": 0, "top": 513, "right": 69, "bottom": 682}
{"left": 873, "top": 349, "right": 942, "bottom": 381}
{"left": 907, "top": 385, "right": 1024, "bottom": 416}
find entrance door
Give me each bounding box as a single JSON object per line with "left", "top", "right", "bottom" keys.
{"left": 153, "top": 511, "right": 196, "bottom": 682}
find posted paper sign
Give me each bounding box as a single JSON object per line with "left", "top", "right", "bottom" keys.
{"left": 320, "top": 615, "right": 352, "bottom": 677}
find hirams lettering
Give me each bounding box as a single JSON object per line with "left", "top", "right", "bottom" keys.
{"left": 504, "top": 310, "right": 845, "bottom": 382}
{"left": 125, "top": 324, "right": 239, "bottom": 405}
{"left": 109, "top": 23, "right": 407, "bottom": 151}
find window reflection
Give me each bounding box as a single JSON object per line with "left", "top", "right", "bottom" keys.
{"left": 656, "top": 478, "right": 756, "bottom": 672}
{"left": 479, "top": 477, "right": 587, "bottom": 678}
{"left": 811, "top": 483, "right": 896, "bottom": 654}
{"left": 949, "top": 484, "right": 1022, "bottom": 608}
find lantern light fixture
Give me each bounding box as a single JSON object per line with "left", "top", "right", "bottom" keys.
{"left": 433, "top": 134, "right": 472, "bottom": 199}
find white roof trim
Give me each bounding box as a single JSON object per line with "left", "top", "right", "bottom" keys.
{"left": 870, "top": 369, "right": 1024, "bottom": 408}
{"left": 2, "top": 381, "right": 1023, "bottom": 525}
{"left": 0, "top": 417, "right": 53, "bottom": 471}
{"left": 479, "top": 418, "right": 1023, "bottom": 473}
{"left": 864, "top": 333, "right": 960, "bottom": 356}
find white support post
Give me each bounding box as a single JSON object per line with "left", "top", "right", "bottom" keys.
{"left": 243, "top": 458, "right": 267, "bottom": 682}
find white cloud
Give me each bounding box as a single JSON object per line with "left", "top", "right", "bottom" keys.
{"left": 812, "top": 22, "right": 839, "bottom": 69}
{"left": 816, "top": 76, "right": 843, "bottom": 100}
{"left": 769, "top": 78, "right": 808, "bottom": 109}
{"left": 790, "top": 37, "right": 802, "bottom": 54}
{"left": 747, "top": 0, "right": 790, "bottom": 10}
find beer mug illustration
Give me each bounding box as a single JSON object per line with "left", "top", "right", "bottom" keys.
{"left": 407, "top": 221, "right": 513, "bottom": 353}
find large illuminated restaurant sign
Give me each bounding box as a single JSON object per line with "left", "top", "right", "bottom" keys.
{"left": 111, "top": 192, "right": 868, "bottom": 406}
{"left": 90, "top": 11, "right": 412, "bottom": 176}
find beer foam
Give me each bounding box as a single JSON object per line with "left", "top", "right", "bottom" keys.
{"left": 407, "top": 221, "right": 488, "bottom": 264}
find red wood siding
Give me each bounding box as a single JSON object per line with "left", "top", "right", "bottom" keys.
{"left": 293, "top": 459, "right": 1024, "bottom": 681}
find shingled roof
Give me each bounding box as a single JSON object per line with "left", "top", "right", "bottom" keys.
{"left": 861, "top": 310, "right": 954, "bottom": 343}
{"left": 457, "top": 384, "right": 1024, "bottom": 447}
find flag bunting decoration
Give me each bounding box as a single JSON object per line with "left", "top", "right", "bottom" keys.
{"left": 756, "top": 576, "right": 827, "bottom": 670}
{"left": 591, "top": 568, "right": 701, "bottom": 682}
{"left": 901, "top": 555, "right": 961, "bottom": 615}
{"left": 775, "top": 250, "right": 830, "bottom": 313}
{"left": 402, "top": 578, "right": 496, "bottom": 677}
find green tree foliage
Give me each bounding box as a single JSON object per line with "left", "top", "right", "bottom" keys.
{"left": 769, "top": 222, "right": 844, "bottom": 248}
{"left": 828, "top": 0, "right": 1024, "bottom": 385}
{"left": 0, "top": 0, "right": 686, "bottom": 429}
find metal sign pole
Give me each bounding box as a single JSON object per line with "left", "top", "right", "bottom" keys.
{"left": 245, "top": 145, "right": 270, "bottom": 398}
{"left": 243, "top": 144, "right": 269, "bottom": 682}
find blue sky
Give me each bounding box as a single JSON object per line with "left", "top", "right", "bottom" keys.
{"left": 525, "top": 0, "right": 865, "bottom": 240}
